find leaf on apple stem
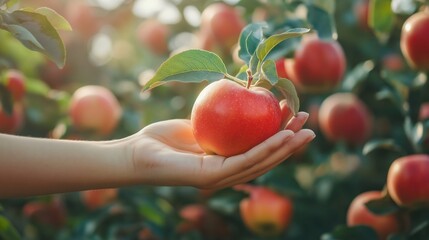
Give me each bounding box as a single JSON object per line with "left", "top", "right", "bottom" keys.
{"left": 275, "top": 78, "right": 300, "bottom": 116}
{"left": 143, "top": 49, "right": 228, "bottom": 91}
{"left": 238, "top": 22, "right": 267, "bottom": 64}
{"left": 255, "top": 28, "right": 310, "bottom": 63}
{"left": 260, "top": 59, "right": 279, "bottom": 85}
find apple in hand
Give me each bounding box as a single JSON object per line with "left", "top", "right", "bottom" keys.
{"left": 387, "top": 154, "right": 429, "bottom": 208}
{"left": 347, "top": 191, "right": 405, "bottom": 240}
{"left": 237, "top": 185, "right": 293, "bottom": 237}
{"left": 191, "top": 79, "right": 282, "bottom": 157}
{"left": 400, "top": 11, "right": 429, "bottom": 71}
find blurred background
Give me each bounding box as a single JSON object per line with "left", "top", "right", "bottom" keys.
{"left": 1, "top": 0, "right": 429, "bottom": 239}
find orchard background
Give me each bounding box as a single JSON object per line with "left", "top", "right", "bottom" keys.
{"left": 1, "top": 0, "right": 429, "bottom": 239}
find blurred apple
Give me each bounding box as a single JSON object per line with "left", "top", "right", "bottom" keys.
{"left": 66, "top": 1, "right": 101, "bottom": 40}
{"left": 319, "top": 93, "right": 372, "bottom": 145}
{"left": 347, "top": 191, "right": 406, "bottom": 240}
{"left": 136, "top": 19, "right": 171, "bottom": 55}
{"left": 23, "top": 197, "right": 67, "bottom": 229}
{"left": 354, "top": 0, "right": 370, "bottom": 31}
{"left": 81, "top": 188, "right": 118, "bottom": 210}
{"left": 0, "top": 103, "right": 24, "bottom": 134}
{"left": 237, "top": 185, "right": 293, "bottom": 237}
{"left": 199, "top": 3, "right": 245, "bottom": 52}
{"left": 4, "top": 69, "right": 26, "bottom": 101}
{"left": 69, "top": 85, "right": 122, "bottom": 136}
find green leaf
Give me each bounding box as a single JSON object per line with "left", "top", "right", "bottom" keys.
{"left": 235, "top": 65, "right": 249, "bottom": 81}
{"left": 238, "top": 22, "right": 267, "bottom": 64}
{"left": 35, "top": 7, "right": 72, "bottom": 31}
{"left": 2, "top": 24, "right": 45, "bottom": 50}
{"left": 260, "top": 59, "right": 279, "bottom": 85}
{"left": 1, "top": 10, "right": 66, "bottom": 68}
{"left": 275, "top": 78, "right": 300, "bottom": 115}
{"left": 307, "top": 5, "right": 336, "bottom": 40}
{"left": 256, "top": 28, "right": 310, "bottom": 63}
{"left": 342, "top": 60, "right": 375, "bottom": 92}
{"left": 321, "top": 225, "right": 378, "bottom": 240}
{"left": 369, "top": 0, "right": 395, "bottom": 40}
{"left": 0, "top": 216, "right": 21, "bottom": 240}
{"left": 362, "top": 139, "right": 404, "bottom": 157}
{"left": 143, "top": 49, "right": 227, "bottom": 91}
{"left": 365, "top": 192, "right": 401, "bottom": 215}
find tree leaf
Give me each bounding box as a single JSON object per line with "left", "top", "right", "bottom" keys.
{"left": 342, "top": 60, "right": 375, "bottom": 92}
{"left": 321, "top": 225, "right": 378, "bottom": 240}
{"left": 0, "top": 216, "right": 21, "bottom": 240}
{"left": 274, "top": 78, "right": 300, "bottom": 115}
{"left": 35, "top": 7, "right": 72, "bottom": 31}
{"left": 365, "top": 192, "right": 401, "bottom": 216}
{"left": 369, "top": 0, "right": 395, "bottom": 40}
{"left": 260, "top": 59, "right": 278, "bottom": 85}
{"left": 1, "top": 10, "right": 66, "bottom": 68}
{"left": 143, "top": 49, "right": 227, "bottom": 91}
{"left": 256, "top": 28, "right": 310, "bottom": 63}
{"left": 2, "top": 24, "right": 45, "bottom": 50}
{"left": 307, "top": 5, "right": 336, "bottom": 40}
{"left": 362, "top": 139, "right": 405, "bottom": 157}
{"left": 238, "top": 22, "right": 267, "bottom": 64}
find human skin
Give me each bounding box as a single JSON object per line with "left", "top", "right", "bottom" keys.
{"left": 0, "top": 113, "right": 314, "bottom": 198}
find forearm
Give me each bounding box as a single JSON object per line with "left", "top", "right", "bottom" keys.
{"left": 0, "top": 134, "right": 133, "bottom": 198}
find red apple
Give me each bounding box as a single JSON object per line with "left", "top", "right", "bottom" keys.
{"left": 4, "top": 69, "right": 26, "bottom": 101}
{"left": 387, "top": 154, "right": 429, "bottom": 208}
{"left": 400, "top": 11, "right": 429, "bottom": 70}
{"left": 191, "top": 79, "right": 282, "bottom": 157}
{"left": 419, "top": 102, "right": 429, "bottom": 120}
{"left": 178, "top": 204, "right": 231, "bottom": 238}
{"left": 237, "top": 185, "right": 293, "bottom": 236}
{"left": 66, "top": 1, "right": 101, "bottom": 40}
{"left": 293, "top": 38, "right": 346, "bottom": 93}
{"left": 382, "top": 53, "right": 405, "bottom": 72}
{"left": 318, "top": 93, "right": 372, "bottom": 145}
{"left": 200, "top": 3, "right": 245, "bottom": 51}
{"left": 0, "top": 103, "right": 24, "bottom": 134}
{"left": 69, "top": 85, "right": 122, "bottom": 136}
{"left": 136, "top": 19, "right": 170, "bottom": 55}
{"left": 347, "top": 191, "right": 404, "bottom": 240}
{"left": 81, "top": 188, "right": 118, "bottom": 210}
{"left": 354, "top": 0, "right": 370, "bottom": 31}
{"left": 23, "top": 197, "right": 67, "bottom": 229}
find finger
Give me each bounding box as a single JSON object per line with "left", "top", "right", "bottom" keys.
{"left": 285, "top": 112, "right": 309, "bottom": 132}
{"left": 214, "top": 129, "right": 315, "bottom": 188}
{"left": 210, "top": 130, "right": 295, "bottom": 186}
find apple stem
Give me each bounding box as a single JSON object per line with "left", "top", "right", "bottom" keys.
{"left": 246, "top": 69, "right": 253, "bottom": 89}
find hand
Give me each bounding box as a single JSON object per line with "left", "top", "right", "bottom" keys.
{"left": 126, "top": 112, "right": 315, "bottom": 189}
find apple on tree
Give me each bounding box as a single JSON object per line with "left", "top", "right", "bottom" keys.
{"left": 136, "top": 19, "right": 171, "bottom": 55}
{"left": 235, "top": 184, "right": 293, "bottom": 237}
{"left": 387, "top": 154, "right": 429, "bottom": 208}
{"left": 199, "top": 3, "right": 246, "bottom": 53}
{"left": 69, "top": 85, "right": 122, "bottom": 136}
{"left": 292, "top": 37, "right": 346, "bottom": 93}
{"left": 400, "top": 11, "right": 429, "bottom": 71}
{"left": 143, "top": 26, "right": 309, "bottom": 157}
{"left": 347, "top": 191, "right": 406, "bottom": 240}
{"left": 4, "top": 69, "right": 26, "bottom": 102}
{"left": 318, "top": 92, "right": 372, "bottom": 145}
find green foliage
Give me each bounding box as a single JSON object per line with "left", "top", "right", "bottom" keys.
{"left": 1, "top": 0, "right": 429, "bottom": 239}
{"left": 0, "top": 4, "right": 69, "bottom": 68}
